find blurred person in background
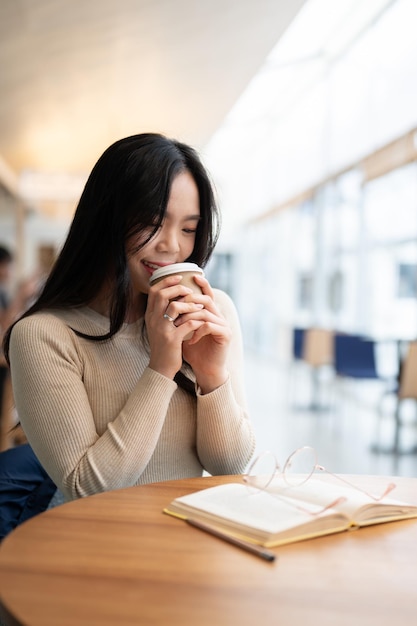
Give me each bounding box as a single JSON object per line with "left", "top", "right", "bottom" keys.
{"left": 0, "top": 245, "right": 40, "bottom": 335}
{"left": 0, "top": 245, "right": 13, "bottom": 417}
{"left": 0, "top": 245, "right": 39, "bottom": 448}
{"left": 0, "top": 245, "right": 13, "bottom": 330}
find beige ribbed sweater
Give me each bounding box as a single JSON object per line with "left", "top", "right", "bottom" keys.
{"left": 9, "top": 289, "right": 255, "bottom": 500}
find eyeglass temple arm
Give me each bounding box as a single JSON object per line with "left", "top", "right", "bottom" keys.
{"left": 316, "top": 465, "right": 396, "bottom": 501}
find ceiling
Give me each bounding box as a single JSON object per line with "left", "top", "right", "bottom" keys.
{"left": 0, "top": 0, "right": 305, "bottom": 196}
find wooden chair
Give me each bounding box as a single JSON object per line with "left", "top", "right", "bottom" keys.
{"left": 303, "top": 328, "right": 334, "bottom": 368}
{"left": 371, "top": 341, "right": 417, "bottom": 454}
{"left": 392, "top": 341, "right": 417, "bottom": 453}
{"left": 290, "top": 328, "right": 334, "bottom": 410}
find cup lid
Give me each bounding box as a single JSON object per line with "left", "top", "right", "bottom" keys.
{"left": 149, "top": 262, "right": 204, "bottom": 284}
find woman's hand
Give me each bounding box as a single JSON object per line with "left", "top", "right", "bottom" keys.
{"left": 146, "top": 274, "right": 231, "bottom": 393}
{"left": 175, "top": 275, "right": 231, "bottom": 394}
{"left": 145, "top": 274, "right": 205, "bottom": 379}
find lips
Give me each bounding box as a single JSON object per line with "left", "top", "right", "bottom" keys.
{"left": 142, "top": 260, "right": 175, "bottom": 275}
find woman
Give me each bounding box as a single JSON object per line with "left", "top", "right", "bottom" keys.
{"left": 3, "top": 133, "right": 255, "bottom": 501}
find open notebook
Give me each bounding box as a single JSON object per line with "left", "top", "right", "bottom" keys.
{"left": 164, "top": 477, "right": 417, "bottom": 547}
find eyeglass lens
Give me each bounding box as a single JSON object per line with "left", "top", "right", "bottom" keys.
{"left": 283, "top": 446, "right": 317, "bottom": 487}
{"left": 245, "top": 451, "right": 279, "bottom": 492}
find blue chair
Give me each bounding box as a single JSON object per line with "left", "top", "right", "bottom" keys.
{"left": 334, "top": 334, "right": 380, "bottom": 380}
{"left": 292, "top": 328, "right": 305, "bottom": 361}
{"left": 289, "top": 327, "right": 306, "bottom": 407}
{"left": 333, "top": 333, "right": 398, "bottom": 422}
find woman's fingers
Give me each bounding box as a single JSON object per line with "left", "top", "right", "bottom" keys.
{"left": 149, "top": 285, "right": 193, "bottom": 311}
{"left": 165, "top": 301, "right": 204, "bottom": 321}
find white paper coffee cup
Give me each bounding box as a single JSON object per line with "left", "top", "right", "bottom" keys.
{"left": 149, "top": 263, "right": 204, "bottom": 293}
{"left": 149, "top": 263, "right": 204, "bottom": 340}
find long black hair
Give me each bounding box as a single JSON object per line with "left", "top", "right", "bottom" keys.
{"left": 3, "top": 133, "right": 220, "bottom": 365}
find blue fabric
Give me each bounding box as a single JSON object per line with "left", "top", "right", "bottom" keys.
{"left": 0, "top": 444, "right": 57, "bottom": 541}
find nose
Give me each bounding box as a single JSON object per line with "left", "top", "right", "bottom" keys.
{"left": 155, "top": 225, "right": 180, "bottom": 254}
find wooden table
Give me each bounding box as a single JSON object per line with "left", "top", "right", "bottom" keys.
{"left": 1, "top": 474, "right": 417, "bottom": 626}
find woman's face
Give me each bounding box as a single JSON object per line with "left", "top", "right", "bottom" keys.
{"left": 128, "top": 170, "right": 201, "bottom": 296}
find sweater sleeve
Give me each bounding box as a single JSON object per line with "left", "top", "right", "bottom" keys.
{"left": 9, "top": 314, "right": 178, "bottom": 499}
{"left": 195, "top": 290, "right": 256, "bottom": 475}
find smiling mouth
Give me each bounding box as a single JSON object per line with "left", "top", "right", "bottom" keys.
{"left": 142, "top": 260, "right": 173, "bottom": 274}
